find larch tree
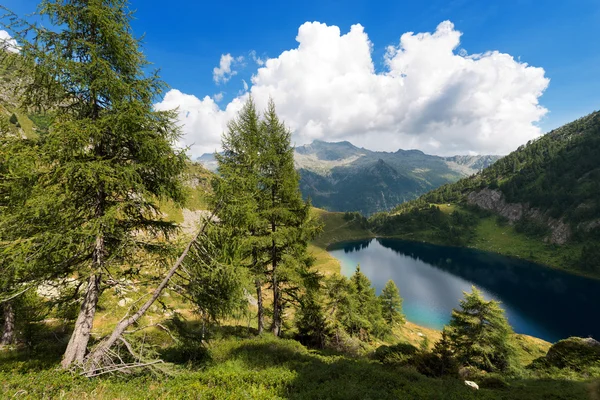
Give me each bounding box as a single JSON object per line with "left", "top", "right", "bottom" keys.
{"left": 380, "top": 279, "right": 405, "bottom": 326}
{"left": 212, "top": 98, "right": 320, "bottom": 337}
{"left": 3, "top": 0, "right": 186, "bottom": 368}
{"left": 210, "top": 97, "right": 267, "bottom": 332}
{"left": 445, "top": 286, "right": 516, "bottom": 372}
{"left": 258, "top": 99, "right": 320, "bottom": 336}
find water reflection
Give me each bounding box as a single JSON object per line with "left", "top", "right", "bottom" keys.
{"left": 328, "top": 238, "right": 600, "bottom": 342}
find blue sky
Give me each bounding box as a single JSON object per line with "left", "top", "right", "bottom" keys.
{"left": 3, "top": 0, "right": 600, "bottom": 155}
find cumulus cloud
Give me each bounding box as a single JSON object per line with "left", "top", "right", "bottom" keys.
{"left": 212, "top": 53, "right": 244, "bottom": 84}
{"left": 157, "top": 21, "right": 549, "bottom": 157}
{"left": 213, "top": 92, "right": 224, "bottom": 102}
{"left": 0, "top": 30, "right": 20, "bottom": 54}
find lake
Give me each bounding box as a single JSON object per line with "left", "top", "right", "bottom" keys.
{"left": 328, "top": 238, "right": 600, "bottom": 343}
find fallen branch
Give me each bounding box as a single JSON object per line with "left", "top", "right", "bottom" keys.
{"left": 82, "top": 361, "right": 164, "bottom": 378}
{"left": 83, "top": 208, "right": 219, "bottom": 372}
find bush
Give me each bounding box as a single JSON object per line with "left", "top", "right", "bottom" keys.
{"left": 413, "top": 351, "right": 458, "bottom": 378}
{"left": 374, "top": 342, "right": 419, "bottom": 365}
{"left": 479, "top": 375, "right": 510, "bottom": 389}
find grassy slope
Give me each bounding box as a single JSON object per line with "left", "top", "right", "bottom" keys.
{"left": 1, "top": 335, "right": 590, "bottom": 400}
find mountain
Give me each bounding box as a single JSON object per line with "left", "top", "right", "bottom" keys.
{"left": 371, "top": 110, "right": 600, "bottom": 277}
{"left": 199, "top": 140, "right": 500, "bottom": 215}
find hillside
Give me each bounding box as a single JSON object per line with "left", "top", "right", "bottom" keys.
{"left": 370, "top": 111, "right": 600, "bottom": 277}
{"left": 199, "top": 140, "right": 500, "bottom": 215}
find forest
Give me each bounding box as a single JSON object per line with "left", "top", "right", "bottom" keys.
{"left": 1, "top": 1, "right": 599, "bottom": 399}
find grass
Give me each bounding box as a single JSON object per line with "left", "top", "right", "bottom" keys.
{"left": 0, "top": 199, "right": 594, "bottom": 399}
{"left": 472, "top": 216, "right": 582, "bottom": 274}
{"left": 311, "top": 208, "right": 374, "bottom": 249}
{"left": 2, "top": 334, "right": 597, "bottom": 400}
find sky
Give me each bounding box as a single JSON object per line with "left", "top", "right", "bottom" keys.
{"left": 2, "top": 0, "right": 600, "bottom": 157}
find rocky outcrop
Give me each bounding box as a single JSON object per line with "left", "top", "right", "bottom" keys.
{"left": 467, "top": 188, "right": 571, "bottom": 245}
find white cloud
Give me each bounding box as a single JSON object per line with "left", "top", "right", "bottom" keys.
{"left": 212, "top": 54, "right": 244, "bottom": 84}
{"left": 157, "top": 21, "right": 549, "bottom": 158}
{"left": 0, "top": 30, "right": 20, "bottom": 54}
{"left": 249, "top": 50, "right": 265, "bottom": 66}
{"left": 213, "top": 92, "right": 224, "bottom": 102}
{"left": 242, "top": 79, "right": 249, "bottom": 91}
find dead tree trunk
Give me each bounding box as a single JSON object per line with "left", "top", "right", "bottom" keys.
{"left": 0, "top": 301, "right": 15, "bottom": 346}
{"left": 255, "top": 279, "right": 264, "bottom": 334}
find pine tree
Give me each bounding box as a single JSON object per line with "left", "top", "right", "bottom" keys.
{"left": 4, "top": 0, "right": 186, "bottom": 368}
{"left": 380, "top": 280, "right": 405, "bottom": 326}
{"left": 445, "top": 286, "right": 516, "bottom": 372}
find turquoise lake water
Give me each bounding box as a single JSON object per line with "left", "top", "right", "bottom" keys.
{"left": 328, "top": 238, "right": 600, "bottom": 342}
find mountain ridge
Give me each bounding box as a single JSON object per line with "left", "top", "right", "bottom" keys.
{"left": 198, "top": 140, "right": 501, "bottom": 215}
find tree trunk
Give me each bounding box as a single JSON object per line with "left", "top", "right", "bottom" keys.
{"left": 62, "top": 232, "right": 105, "bottom": 369}
{"left": 0, "top": 301, "right": 15, "bottom": 346}
{"left": 255, "top": 279, "right": 264, "bottom": 334}
{"left": 271, "top": 220, "right": 281, "bottom": 336}
{"left": 61, "top": 272, "right": 101, "bottom": 368}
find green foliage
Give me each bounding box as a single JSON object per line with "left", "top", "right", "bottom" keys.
{"left": 1, "top": 0, "right": 187, "bottom": 365}
{"left": 185, "top": 226, "right": 249, "bottom": 323}
{"left": 211, "top": 97, "right": 322, "bottom": 335}
{"left": 374, "top": 342, "right": 419, "bottom": 365}
{"left": 294, "top": 271, "right": 330, "bottom": 349}
{"left": 4, "top": 333, "right": 594, "bottom": 399}
{"left": 446, "top": 287, "right": 517, "bottom": 373}
{"left": 8, "top": 113, "right": 17, "bottom": 125}
{"left": 370, "top": 205, "right": 477, "bottom": 246}
{"left": 514, "top": 217, "right": 551, "bottom": 238}
{"left": 414, "top": 331, "right": 459, "bottom": 378}
{"left": 379, "top": 279, "right": 405, "bottom": 326}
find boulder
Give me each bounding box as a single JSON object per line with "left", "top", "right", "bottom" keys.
{"left": 464, "top": 381, "right": 479, "bottom": 390}
{"left": 545, "top": 337, "right": 600, "bottom": 370}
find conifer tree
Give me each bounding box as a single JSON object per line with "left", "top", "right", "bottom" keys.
{"left": 3, "top": 0, "right": 186, "bottom": 368}
{"left": 445, "top": 286, "right": 516, "bottom": 372}
{"left": 349, "top": 265, "right": 388, "bottom": 339}
{"left": 211, "top": 97, "right": 266, "bottom": 332}
{"left": 212, "top": 98, "right": 320, "bottom": 337}
{"left": 380, "top": 279, "right": 405, "bottom": 326}
{"left": 258, "top": 99, "right": 320, "bottom": 336}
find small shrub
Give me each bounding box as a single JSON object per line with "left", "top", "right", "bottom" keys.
{"left": 374, "top": 342, "right": 419, "bottom": 365}
{"left": 479, "top": 375, "right": 510, "bottom": 389}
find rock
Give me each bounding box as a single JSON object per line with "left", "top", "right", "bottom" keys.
{"left": 464, "top": 381, "right": 479, "bottom": 390}
{"left": 118, "top": 297, "right": 133, "bottom": 307}
{"left": 545, "top": 337, "right": 600, "bottom": 370}
{"left": 467, "top": 188, "right": 571, "bottom": 244}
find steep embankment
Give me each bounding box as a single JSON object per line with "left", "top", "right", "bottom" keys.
{"left": 371, "top": 111, "right": 600, "bottom": 278}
